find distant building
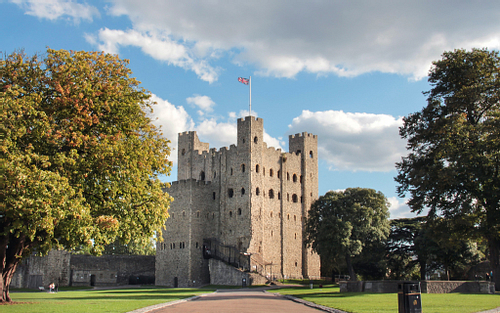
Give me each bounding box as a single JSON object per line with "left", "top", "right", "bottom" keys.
{"left": 156, "top": 116, "right": 321, "bottom": 287}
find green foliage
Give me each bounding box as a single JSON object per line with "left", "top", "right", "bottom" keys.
{"left": 395, "top": 48, "right": 500, "bottom": 287}
{"left": 386, "top": 217, "right": 481, "bottom": 280}
{"left": 103, "top": 237, "right": 156, "bottom": 255}
{"left": 1, "top": 49, "right": 172, "bottom": 301}
{"left": 306, "top": 188, "right": 390, "bottom": 281}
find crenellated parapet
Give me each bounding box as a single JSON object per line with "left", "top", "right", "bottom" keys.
{"left": 289, "top": 132, "right": 318, "bottom": 139}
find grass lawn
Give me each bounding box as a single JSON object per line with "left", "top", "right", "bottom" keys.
{"left": 4, "top": 286, "right": 214, "bottom": 313}
{"left": 271, "top": 284, "right": 500, "bottom": 313}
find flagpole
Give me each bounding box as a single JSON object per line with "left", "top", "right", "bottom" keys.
{"left": 249, "top": 76, "right": 252, "bottom": 116}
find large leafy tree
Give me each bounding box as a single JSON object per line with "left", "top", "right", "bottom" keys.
{"left": 306, "top": 188, "right": 390, "bottom": 281}
{"left": 387, "top": 217, "right": 481, "bottom": 280}
{"left": 396, "top": 48, "right": 500, "bottom": 289}
{"left": 1, "top": 49, "right": 172, "bottom": 301}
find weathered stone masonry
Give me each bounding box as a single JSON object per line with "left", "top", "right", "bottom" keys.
{"left": 155, "top": 116, "right": 321, "bottom": 287}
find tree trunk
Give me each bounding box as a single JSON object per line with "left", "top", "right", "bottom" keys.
{"left": 1, "top": 234, "right": 28, "bottom": 302}
{"left": 419, "top": 259, "right": 427, "bottom": 281}
{"left": 0, "top": 234, "right": 9, "bottom": 303}
{"left": 489, "top": 237, "right": 500, "bottom": 291}
{"left": 345, "top": 254, "right": 357, "bottom": 281}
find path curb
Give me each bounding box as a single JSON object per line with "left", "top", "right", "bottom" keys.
{"left": 126, "top": 295, "right": 203, "bottom": 313}
{"left": 278, "top": 293, "right": 348, "bottom": 313}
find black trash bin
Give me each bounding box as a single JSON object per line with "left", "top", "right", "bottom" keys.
{"left": 398, "top": 282, "right": 422, "bottom": 313}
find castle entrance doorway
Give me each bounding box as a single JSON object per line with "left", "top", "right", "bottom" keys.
{"left": 174, "top": 277, "right": 178, "bottom": 288}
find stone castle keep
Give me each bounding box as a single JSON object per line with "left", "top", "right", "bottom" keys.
{"left": 155, "top": 116, "right": 321, "bottom": 287}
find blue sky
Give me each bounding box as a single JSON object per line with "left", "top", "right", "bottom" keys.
{"left": 3, "top": 0, "right": 500, "bottom": 218}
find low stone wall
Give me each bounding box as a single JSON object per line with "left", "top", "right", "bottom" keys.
{"left": 209, "top": 259, "right": 268, "bottom": 286}
{"left": 11, "top": 250, "right": 155, "bottom": 289}
{"left": 209, "top": 258, "right": 249, "bottom": 286}
{"left": 339, "top": 280, "right": 495, "bottom": 294}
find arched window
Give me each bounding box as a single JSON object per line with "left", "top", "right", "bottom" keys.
{"left": 214, "top": 171, "right": 217, "bottom": 178}
{"left": 256, "top": 164, "right": 260, "bottom": 173}
{"left": 270, "top": 212, "right": 273, "bottom": 217}
{"left": 254, "top": 136, "right": 258, "bottom": 143}
{"left": 287, "top": 214, "right": 290, "bottom": 220}
{"left": 229, "top": 211, "right": 233, "bottom": 217}
{"left": 241, "top": 164, "right": 246, "bottom": 173}
{"left": 228, "top": 188, "right": 234, "bottom": 198}
{"left": 196, "top": 211, "right": 200, "bottom": 218}
{"left": 238, "top": 208, "right": 242, "bottom": 215}
{"left": 293, "top": 174, "right": 297, "bottom": 182}
{"left": 200, "top": 171, "right": 205, "bottom": 181}
{"left": 269, "top": 189, "right": 274, "bottom": 199}
{"left": 270, "top": 169, "right": 274, "bottom": 177}
{"left": 182, "top": 211, "right": 186, "bottom": 217}
{"left": 278, "top": 192, "right": 281, "bottom": 200}
{"left": 181, "top": 148, "right": 186, "bottom": 155}
{"left": 294, "top": 215, "right": 297, "bottom": 222}
{"left": 277, "top": 170, "right": 280, "bottom": 178}
{"left": 310, "top": 151, "right": 314, "bottom": 158}
{"left": 231, "top": 168, "right": 233, "bottom": 175}
{"left": 241, "top": 188, "right": 245, "bottom": 195}
{"left": 292, "top": 194, "right": 298, "bottom": 203}
{"left": 256, "top": 187, "right": 260, "bottom": 196}
{"left": 287, "top": 172, "right": 290, "bottom": 181}
{"left": 287, "top": 193, "right": 290, "bottom": 201}
{"left": 300, "top": 175, "right": 303, "bottom": 183}
{"left": 213, "top": 192, "right": 216, "bottom": 200}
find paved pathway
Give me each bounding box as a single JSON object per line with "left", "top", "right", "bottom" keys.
{"left": 127, "top": 287, "right": 500, "bottom": 313}
{"left": 129, "top": 289, "right": 345, "bottom": 313}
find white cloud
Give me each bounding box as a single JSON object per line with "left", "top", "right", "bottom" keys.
{"left": 288, "top": 110, "right": 405, "bottom": 172}
{"left": 104, "top": 0, "right": 500, "bottom": 80}
{"left": 86, "top": 28, "right": 219, "bottom": 83}
{"left": 10, "top": 0, "right": 99, "bottom": 23}
{"left": 147, "top": 94, "right": 195, "bottom": 163}
{"left": 148, "top": 100, "right": 282, "bottom": 162}
{"left": 186, "top": 95, "right": 215, "bottom": 113}
{"left": 195, "top": 119, "right": 237, "bottom": 149}
{"left": 387, "top": 197, "right": 422, "bottom": 219}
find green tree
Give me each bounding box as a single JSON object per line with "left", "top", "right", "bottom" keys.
{"left": 395, "top": 48, "right": 500, "bottom": 289}
{"left": 386, "top": 217, "right": 481, "bottom": 280}
{"left": 1, "top": 49, "right": 172, "bottom": 302}
{"left": 306, "top": 188, "right": 390, "bottom": 281}
{"left": 386, "top": 217, "right": 426, "bottom": 280}
{"left": 103, "top": 237, "right": 156, "bottom": 256}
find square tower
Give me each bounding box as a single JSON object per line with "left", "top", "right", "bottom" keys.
{"left": 155, "top": 116, "right": 320, "bottom": 287}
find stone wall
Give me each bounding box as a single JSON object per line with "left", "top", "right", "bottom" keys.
{"left": 339, "top": 280, "right": 495, "bottom": 294}
{"left": 156, "top": 116, "right": 321, "bottom": 287}
{"left": 11, "top": 250, "right": 154, "bottom": 289}
{"left": 209, "top": 258, "right": 249, "bottom": 286}
{"left": 70, "top": 254, "right": 154, "bottom": 286}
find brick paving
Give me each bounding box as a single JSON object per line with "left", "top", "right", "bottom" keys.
{"left": 128, "top": 289, "right": 346, "bottom": 313}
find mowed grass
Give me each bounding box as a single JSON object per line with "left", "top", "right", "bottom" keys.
{"left": 271, "top": 284, "right": 500, "bottom": 313}
{"left": 4, "top": 287, "right": 213, "bottom": 313}
{"left": 4, "top": 284, "right": 500, "bottom": 313}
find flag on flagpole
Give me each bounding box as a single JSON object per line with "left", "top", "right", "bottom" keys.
{"left": 238, "top": 77, "right": 249, "bottom": 85}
